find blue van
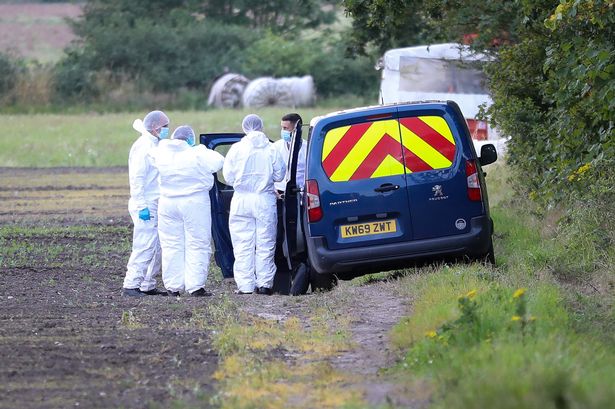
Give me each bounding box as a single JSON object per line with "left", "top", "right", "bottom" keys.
{"left": 202, "top": 101, "right": 497, "bottom": 294}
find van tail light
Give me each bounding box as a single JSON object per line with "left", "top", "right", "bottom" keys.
{"left": 467, "top": 119, "right": 489, "bottom": 141}
{"left": 466, "top": 160, "right": 482, "bottom": 201}
{"left": 306, "top": 179, "right": 323, "bottom": 222}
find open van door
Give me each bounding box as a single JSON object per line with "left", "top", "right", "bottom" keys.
{"left": 281, "top": 122, "right": 304, "bottom": 268}
{"left": 200, "top": 133, "right": 243, "bottom": 279}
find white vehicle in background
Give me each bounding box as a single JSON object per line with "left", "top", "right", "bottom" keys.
{"left": 377, "top": 43, "right": 507, "bottom": 154}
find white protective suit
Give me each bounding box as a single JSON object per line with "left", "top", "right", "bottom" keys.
{"left": 223, "top": 131, "right": 286, "bottom": 292}
{"left": 151, "top": 139, "right": 225, "bottom": 294}
{"left": 273, "top": 138, "right": 307, "bottom": 192}
{"left": 123, "top": 129, "right": 162, "bottom": 292}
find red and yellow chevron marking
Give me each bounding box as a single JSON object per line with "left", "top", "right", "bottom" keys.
{"left": 321, "top": 116, "right": 456, "bottom": 182}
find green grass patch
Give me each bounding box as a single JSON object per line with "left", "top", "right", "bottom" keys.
{"left": 390, "top": 162, "right": 615, "bottom": 408}
{"left": 0, "top": 225, "right": 131, "bottom": 269}
{"left": 0, "top": 106, "right": 349, "bottom": 167}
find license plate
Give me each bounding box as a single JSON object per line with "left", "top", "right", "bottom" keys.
{"left": 340, "top": 219, "right": 397, "bottom": 238}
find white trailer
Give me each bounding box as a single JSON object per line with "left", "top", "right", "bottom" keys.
{"left": 378, "top": 43, "right": 501, "bottom": 146}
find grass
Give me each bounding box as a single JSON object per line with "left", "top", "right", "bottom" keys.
{"left": 202, "top": 293, "right": 364, "bottom": 409}
{"left": 0, "top": 107, "right": 350, "bottom": 167}
{"left": 388, "top": 162, "right": 615, "bottom": 409}
{"left": 0, "top": 225, "right": 131, "bottom": 269}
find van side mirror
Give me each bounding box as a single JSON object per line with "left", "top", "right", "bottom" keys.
{"left": 479, "top": 144, "right": 497, "bottom": 166}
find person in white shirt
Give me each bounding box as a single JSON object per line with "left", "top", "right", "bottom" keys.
{"left": 272, "top": 113, "right": 307, "bottom": 289}
{"left": 272, "top": 113, "right": 307, "bottom": 194}
{"left": 151, "top": 125, "right": 225, "bottom": 296}
{"left": 223, "top": 114, "right": 286, "bottom": 295}
{"left": 122, "top": 110, "right": 170, "bottom": 297}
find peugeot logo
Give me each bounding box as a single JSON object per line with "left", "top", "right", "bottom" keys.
{"left": 432, "top": 185, "right": 444, "bottom": 197}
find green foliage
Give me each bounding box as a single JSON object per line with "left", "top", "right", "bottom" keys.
{"left": 0, "top": 52, "right": 20, "bottom": 99}
{"left": 342, "top": 0, "right": 446, "bottom": 55}
{"left": 394, "top": 267, "right": 614, "bottom": 409}
{"left": 52, "top": 48, "right": 100, "bottom": 101}
{"left": 436, "top": 0, "right": 614, "bottom": 201}
{"left": 242, "top": 33, "right": 379, "bottom": 97}
{"left": 47, "top": 0, "right": 372, "bottom": 103}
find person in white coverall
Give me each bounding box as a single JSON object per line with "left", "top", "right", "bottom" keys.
{"left": 223, "top": 114, "right": 286, "bottom": 295}
{"left": 152, "top": 125, "right": 224, "bottom": 297}
{"left": 122, "top": 110, "right": 170, "bottom": 297}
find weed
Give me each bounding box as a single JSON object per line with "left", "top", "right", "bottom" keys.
{"left": 120, "top": 310, "right": 144, "bottom": 329}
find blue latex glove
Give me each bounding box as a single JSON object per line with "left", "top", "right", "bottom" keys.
{"left": 138, "top": 207, "right": 151, "bottom": 221}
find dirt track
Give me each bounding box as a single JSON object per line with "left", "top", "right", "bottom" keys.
{"left": 0, "top": 167, "right": 412, "bottom": 408}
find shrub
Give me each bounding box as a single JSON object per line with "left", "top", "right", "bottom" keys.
{"left": 241, "top": 32, "right": 379, "bottom": 97}
{"left": 0, "top": 52, "right": 19, "bottom": 99}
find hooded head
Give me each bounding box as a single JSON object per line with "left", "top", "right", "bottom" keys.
{"left": 143, "top": 110, "right": 170, "bottom": 139}
{"left": 171, "top": 125, "right": 196, "bottom": 146}
{"left": 241, "top": 114, "right": 264, "bottom": 133}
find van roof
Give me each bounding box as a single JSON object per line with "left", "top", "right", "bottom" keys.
{"left": 309, "top": 100, "right": 448, "bottom": 127}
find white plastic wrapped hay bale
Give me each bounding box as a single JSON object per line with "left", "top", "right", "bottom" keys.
{"left": 278, "top": 75, "right": 315, "bottom": 107}
{"left": 242, "top": 77, "right": 294, "bottom": 108}
{"left": 207, "top": 73, "right": 250, "bottom": 108}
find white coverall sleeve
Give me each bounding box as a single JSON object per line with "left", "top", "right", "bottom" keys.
{"left": 222, "top": 145, "right": 238, "bottom": 186}
{"left": 129, "top": 143, "right": 149, "bottom": 210}
{"left": 201, "top": 147, "right": 225, "bottom": 173}
{"left": 271, "top": 147, "right": 286, "bottom": 183}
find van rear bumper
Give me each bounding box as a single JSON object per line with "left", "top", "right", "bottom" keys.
{"left": 306, "top": 215, "right": 493, "bottom": 277}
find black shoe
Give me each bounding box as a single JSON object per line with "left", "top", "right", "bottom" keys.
{"left": 190, "top": 288, "right": 213, "bottom": 297}
{"left": 123, "top": 288, "right": 146, "bottom": 297}
{"left": 141, "top": 288, "right": 168, "bottom": 296}
{"left": 256, "top": 287, "right": 273, "bottom": 295}
{"left": 167, "top": 291, "right": 181, "bottom": 297}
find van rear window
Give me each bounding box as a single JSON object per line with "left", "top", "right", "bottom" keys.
{"left": 321, "top": 116, "right": 456, "bottom": 182}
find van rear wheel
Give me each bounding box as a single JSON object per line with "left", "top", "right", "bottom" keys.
{"left": 290, "top": 263, "right": 310, "bottom": 296}
{"left": 309, "top": 270, "right": 338, "bottom": 293}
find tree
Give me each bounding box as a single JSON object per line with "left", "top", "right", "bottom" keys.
{"left": 342, "top": 0, "right": 446, "bottom": 55}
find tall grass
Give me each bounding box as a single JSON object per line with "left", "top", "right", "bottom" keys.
{"left": 390, "top": 162, "right": 615, "bottom": 409}
{"left": 0, "top": 107, "right": 345, "bottom": 167}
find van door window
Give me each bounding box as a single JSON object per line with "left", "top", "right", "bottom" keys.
{"left": 321, "top": 119, "right": 405, "bottom": 182}
{"left": 399, "top": 115, "right": 456, "bottom": 173}
{"left": 320, "top": 116, "right": 456, "bottom": 182}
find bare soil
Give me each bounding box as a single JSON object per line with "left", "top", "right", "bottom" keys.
{"left": 0, "top": 167, "right": 414, "bottom": 408}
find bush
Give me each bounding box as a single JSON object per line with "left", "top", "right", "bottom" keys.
{"left": 52, "top": 48, "right": 100, "bottom": 102}
{"left": 0, "top": 52, "right": 19, "bottom": 99}
{"left": 241, "top": 32, "right": 379, "bottom": 97}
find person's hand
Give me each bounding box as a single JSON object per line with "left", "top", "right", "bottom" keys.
{"left": 138, "top": 207, "right": 151, "bottom": 221}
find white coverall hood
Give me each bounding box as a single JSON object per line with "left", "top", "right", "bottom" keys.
{"left": 244, "top": 131, "right": 270, "bottom": 148}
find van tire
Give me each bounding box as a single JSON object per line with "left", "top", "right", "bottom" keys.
{"left": 290, "top": 263, "right": 310, "bottom": 296}
{"left": 309, "top": 270, "right": 338, "bottom": 293}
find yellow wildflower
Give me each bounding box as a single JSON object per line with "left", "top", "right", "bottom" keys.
{"left": 577, "top": 163, "right": 591, "bottom": 174}
{"left": 465, "top": 289, "right": 477, "bottom": 299}
{"left": 511, "top": 315, "right": 522, "bottom": 322}
{"left": 512, "top": 288, "right": 526, "bottom": 299}
{"left": 426, "top": 330, "right": 437, "bottom": 338}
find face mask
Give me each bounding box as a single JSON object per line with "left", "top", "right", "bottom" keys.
{"left": 281, "top": 129, "right": 292, "bottom": 142}
{"left": 158, "top": 127, "right": 169, "bottom": 140}
{"left": 187, "top": 135, "right": 195, "bottom": 146}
